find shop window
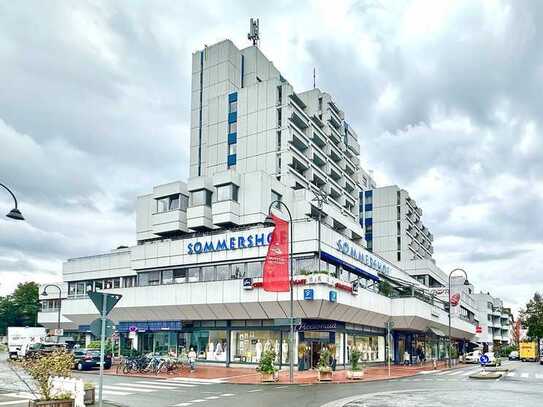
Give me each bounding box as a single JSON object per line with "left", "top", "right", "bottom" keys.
{"left": 216, "top": 264, "right": 230, "bottom": 281}
{"left": 246, "top": 262, "right": 262, "bottom": 278}
{"left": 95, "top": 280, "right": 103, "bottom": 290}
{"left": 347, "top": 334, "right": 385, "bottom": 363}
{"left": 231, "top": 264, "right": 245, "bottom": 279}
{"left": 162, "top": 270, "right": 173, "bottom": 284}
{"left": 76, "top": 282, "right": 85, "bottom": 296}
{"left": 180, "top": 330, "right": 228, "bottom": 362}
{"left": 173, "top": 269, "right": 187, "bottom": 283}
{"left": 202, "top": 266, "right": 216, "bottom": 281}
{"left": 231, "top": 330, "right": 283, "bottom": 364}
{"left": 296, "top": 256, "right": 317, "bottom": 275}
{"left": 188, "top": 267, "right": 201, "bottom": 282}
{"left": 123, "top": 276, "right": 137, "bottom": 288}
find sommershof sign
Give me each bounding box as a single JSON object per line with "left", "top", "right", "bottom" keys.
{"left": 336, "top": 239, "right": 391, "bottom": 275}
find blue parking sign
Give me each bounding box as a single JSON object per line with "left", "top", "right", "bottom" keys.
{"left": 329, "top": 290, "right": 337, "bottom": 303}
{"left": 304, "top": 289, "right": 314, "bottom": 300}
{"left": 479, "top": 354, "right": 489, "bottom": 365}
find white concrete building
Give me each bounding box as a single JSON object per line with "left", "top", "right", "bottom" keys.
{"left": 38, "top": 38, "right": 478, "bottom": 368}
{"left": 472, "top": 292, "right": 511, "bottom": 349}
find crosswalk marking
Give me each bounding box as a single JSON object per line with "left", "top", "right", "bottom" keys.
{"left": 136, "top": 380, "right": 193, "bottom": 388}
{"left": 187, "top": 400, "right": 205, "bottom": 403}
{"left": 205, "top": 396, "right": 220, "bottom": 400}
{"left": 114, "top": 383, "right": 175, "bottom": 390}
{"left": 168, "top": 377, "right": 222, "bottom": 384}
{"left": 173, "top": 403, "right": 191, "bottom": 407}
{"left": 447, "top": 370, "right": 465, "bottom": 376}
{"left": 436, "top": 370, "right": 451, "bottom": 375}
{"left": 102, "top": 390, "right": 132, "bottom": 396}
{"left": 2, "top": 393, "right": 34, "bottom": 400}
{"left": 221, "top": 393, "right": 235, "bottom": 397}
{"left": 521, "top": 373, "right": 529, "bottom": 378}
{"left": 461, "top": 369, "right": 477, "bottom": 376}
{"left": 102, "top": 385, "right": 154, "bottom": 393}
{"left": 0, "top": 401, "right": 28, "bottom": 406}
{"left": 535, "top": 374, "right": 543, "bottom": 379}
{"left": 507, "top": 372, "right": 516, "bottom": 377}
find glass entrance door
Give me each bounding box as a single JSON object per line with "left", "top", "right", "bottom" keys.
{"left": 310, "top": 340, "right": 323, "bottom": 369}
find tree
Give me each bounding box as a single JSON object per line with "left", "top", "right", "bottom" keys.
{"left": 0, "top": 282, "right": 40, "bottom": 335}
{"left": 519, "top": 292, "right": 543, "bottom": 340}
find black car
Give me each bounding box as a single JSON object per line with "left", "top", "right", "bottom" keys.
{"left": 72, "top": 348, "right": 112, "bottom": 371}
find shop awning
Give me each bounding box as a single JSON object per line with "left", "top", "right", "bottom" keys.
{"left": 428, "top": 327, "right": 446, "bottom": 337}
{"left": 321, "top": 251, "right": 380, "bottom": 282}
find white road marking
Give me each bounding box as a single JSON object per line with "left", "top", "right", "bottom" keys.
{"left": 136, "top": 380, "right": 191, "bottom": 388}
{"left": 447, "top": 370, "right": 465, "bottom": 376}
{"left": 461, "top": 369, "right": 478, "bottom": 376}
{"left": 114, "top": 383, "right": 175, "bottom": 390}
{"left": 220, "top": 393, "right": 235, "bottom": 396}
{"left": 168, "top": 377, "right": 222, "bottom": 384}
{"left": 172, "top": 403, "right": 191, "bottom": 407}
{"left": 205, "top": 396, "right": 220, "bottom": 400}
{"left": 247, "top": 389, "right": 262, "bottom": 392}
{"left": 187, "top": 400, "right": 205, "bottom": 403}
{"left": 507, "top": 372, "right": 516, "bottom": 377}
{"left": 535, "top": 374, "right": 543, "bottom": 379}
{"left": 418, "top": 370, "right": 439, "bottom": 375}
{"left": 102, "top": 390, "right": 132, "bottom": 396}
{"left": 521, "top": 373, "right": 529, "bottom": 378}
{"left": 275, "top": 385, "right": 289, "bottom": 389}
{"left": 436, "top": 370, "right": 451, "bottom": 375}
{"left": 103, "top": 384, "right": 154, "bottom": 392}
{"left": 0, "top": 401, "right": 29, "bottom": 406}
{"left": 1, "top": 393, "right": 34, "bottom": 400}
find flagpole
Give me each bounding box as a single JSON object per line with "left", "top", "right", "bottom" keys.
{"left": 266, "top": 200, "right": 294, "bottom": 384}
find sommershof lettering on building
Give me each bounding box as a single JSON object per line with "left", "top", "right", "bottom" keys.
{"left": 336, "top": 239, "right": 391, "bottom": 275}
{"left": 187, "top": 232, "right": 273, "bottom": 255}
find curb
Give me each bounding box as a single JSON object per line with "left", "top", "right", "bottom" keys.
{"left": 468, "top": 372, "right": 503, "bottom": 380}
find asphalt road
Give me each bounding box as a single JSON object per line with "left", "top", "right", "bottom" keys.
{"left": 1, "top": 357, "right": 542, "bottom": 407}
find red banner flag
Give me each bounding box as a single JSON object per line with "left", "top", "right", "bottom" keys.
{"left": 263, "top": 214, "right": 290, "bottom": 292}
{"left": 450, "top": 293, "right": 461, "bottom": 306}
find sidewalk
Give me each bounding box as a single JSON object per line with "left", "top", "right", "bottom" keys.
{"left": 100, "top": 361, "right": 459, "bottom": 384}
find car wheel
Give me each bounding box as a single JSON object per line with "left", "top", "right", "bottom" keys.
{"left": 76, "top": 362, "right": 84, "bottom": 371}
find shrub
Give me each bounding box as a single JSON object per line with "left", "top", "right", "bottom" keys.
{"left": 256, "top": 349, "right": 277, "bottom": 374}
{"left": 350, "top": 348, "right": 363, "bottom": 371}
{"left": 22, "top": 351, "right": 74, "bottom": 401}
{"left": 318, "top": 346, "right": 332, "bottom": 372}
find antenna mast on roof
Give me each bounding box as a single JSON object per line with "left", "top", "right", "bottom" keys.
{"left": 248, "top": 18, "right": 260, "bottom": 47}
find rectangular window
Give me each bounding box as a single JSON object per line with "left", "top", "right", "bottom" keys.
{"left": 228, "top": 143, "right": 237, "bottom": 156}
{"left": 228, "top": 121, "right": 237, "bottom": 134}
{"left": 68, "top": 282, "right": 76, "bottom": 296}
{"left": 162, "top": 270, "right": 173, "bottom": 284}
{"left": 169, "top": 195, "right": 180, "bottom": 210}
{"left": 216, "top": 184, "right": 239, "bottom": 202}
{"left": 277, "top": 108, "right": 282, "bottom": 127}
{"left": 191, "top": 189, "right": 212, "bottom": 206}
{"left": 123, "top": 276, "right": 137, "bottom": 288}
{"left": 318, "top": 97, "right": 323, "bottom": 111}
{"left": 173, "top": 269, "right": 187, "bottom": 283}
{"left": 95, "top": 280, "right": 103, "bottom": 290}
{"left": 277, "top": 85, "right": 282, "bottom": 105}
{"left": 113, "top": 278, "right": 120, "bottom": 289}
{"left": 157, "top": 197, "right": 169, "bottom": 213}
{"left": 397, "top": 236, "right": 401, "bottom": 250}
{"left": 277, "top": 131, "right": 281, "bottom": 149}
{"left": 188, "top": 267, "right": 200, "bottom": 282}
{"left": 229, "top": 100, "right": 237, "bottom": 113}
{"left": 202, "top": 266, "right": 216, "bottom": 281}
{"left": 397, "top": 221, "right": 401, "bottom": 235}
{"left": 397, "top": 252, "right": 401, "bottom": 262}
{"left": 397, "top": 206, "right": 400, "bottom": 220}
{"left": 216, "top": 264, "right": 230, "bottom": 281}
{"left": 227, "top": 154, "right": 237, "bottom": 168}
{"left": 246, "top": 262, "right": 262, "bottom": 278}
{"left": 271, "top": 190, "right": 282, "bottom": 209}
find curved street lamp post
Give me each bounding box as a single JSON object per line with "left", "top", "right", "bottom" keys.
{"left": 41, "top": 284, "right": 63, "bottom": 343}
{"left": 448, "top": 268, "right": 469, "bottom": 368}
{"left": 264, "top": 200, "right": 294, "bottom": 383}
{"left": 0, "top": 182, "right": 24, "bottom": 220}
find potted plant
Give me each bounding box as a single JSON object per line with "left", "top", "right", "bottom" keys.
{"left": 256, "top": 349, "right": 278, "bottom": 382}
{"left": 347, "top": 348, "right": 364, "bottom": 380}
{"left": 22, "top": 350, "right": 75, "bottom": 407}
{"left": 317, "top": 347, "right": 333, "bottom": 381}
{"left": 83, "top": 383, "right": 95, "bottom": 405}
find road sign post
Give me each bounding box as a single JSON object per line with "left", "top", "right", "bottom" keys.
{"left": 88, "top": 292, "right": 122, "bottom": 407}
{"left": 479, "top": 354, "right": 489, "bottom": 372}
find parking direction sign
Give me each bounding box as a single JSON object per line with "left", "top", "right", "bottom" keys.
{"left": 479, "top": 354, "right": 489, "bottom": 365}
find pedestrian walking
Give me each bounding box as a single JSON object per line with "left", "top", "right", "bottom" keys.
{"left": 188, "top": 347, "right": 197, "bottom": 372}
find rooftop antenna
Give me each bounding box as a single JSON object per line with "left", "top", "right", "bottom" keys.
{"left": 313, "top": 68, "right": 316, "bottom": 89}
{"left": 248, "top": 18, "right": 260, "bottom": 47}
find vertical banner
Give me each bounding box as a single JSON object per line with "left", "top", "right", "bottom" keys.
{"left": 451, "top": 292, "right": 461, "bottom": 317}
{"left": 263, "top": 214, "right": 290, "bottom": 292}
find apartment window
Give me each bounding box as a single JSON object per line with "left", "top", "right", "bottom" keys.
{"left": 397, "top": 252, "right": 401, "bottom": 262}
{"left": 169, "top": 195, "right": 180, "bottom": 210}
{"left": 202, "top": 265, "right": 216, "bottom": 281}
{"left": 162, "top": 270, "right": 173, "bottom": 284}
{"left": 318, "top": 97, "right": 323, "bottom": 111}
{"left": 216, "top": 264, "right": 230, "bottom": 281}
{"left": 277, "top": 108, "right": 282, "bottom": 127}
{"left": 191, "top": 189, "right": 212, "bottom": 206}
{"left": 277, "top": 131, "right": 281, "bottom": 149}
{"left": 397, "top": 191, "right": 401, "bottom": 205}
{"left": 94, "top": 280, "right": 103, "bottom": 290}
{"left": 228, "top": 121, "right": 237, "bottom": 134}
{"left": 277, "top": 85, "right": 282, "bottom": 105}
{"left": 397, "top": 206, "right": 400, "bottom": 220}
{"left": 156, "top": 194, "right": 188, "bottom": 213}
{"left": 123, "top": 276, "right": 137, "bottom": 288}
{"left": 397, "top": 221, "right": 401, "bottom": 235}
{"left": 365, "top": 194, "right": 372, "bottom": 205}
{"left": 271, "top": 190, "right": 282, "bottom": 209}
{"left": 229, "top": 100, "right": 237, "bottom": 113}
{"left": 216, "top": 184, "right": 239, "bottom": 202}
{"left": 397, "top": 236, "right": 401, "bottom": 250}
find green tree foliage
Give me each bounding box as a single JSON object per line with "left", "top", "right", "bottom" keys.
{"left": 519, "top": 292, "right": 543, "bottom": 340}
{"left": 0, "top": 282, "right": 40, "bottom": 335}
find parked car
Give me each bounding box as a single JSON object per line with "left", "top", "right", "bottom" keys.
{"left": 23, "top": 342, "right": 67, "bottom": 358}
{"left": 72, "top": 348, "right": 112, "bottom": 371}
{"left": 464, "top": 350, "right": 482, "bottom": 364}
{"left": 508, "top": 351, "right": 519, "bottom": 360}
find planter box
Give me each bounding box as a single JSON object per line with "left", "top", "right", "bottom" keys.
{"left": 347, "top": 370, "right": 364, "bottom": 380}
{"left": 84, "top": 388, "right": 95, "bottom": 405}
{"left": 260, "top": 372, "right": 278, "bottom": 382}
{"left": 318, "top": 369, "right": 333, "bottom": 382}
{"left": 28, "top": 400, "right": 74, "bottom": 407}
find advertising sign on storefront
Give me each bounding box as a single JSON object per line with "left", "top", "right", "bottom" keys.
{"left": 304, "top": 289, "right": 314, "bottom": 300}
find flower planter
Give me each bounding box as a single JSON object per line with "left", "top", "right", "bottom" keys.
{"left": 347, "top": 370, "right": 364, "bottom": 380}
{"left": 260, "top": 372, "right": 278, "bottom": 382}
{"left": 84, "top": 388, "right": 95, "bottom": 405}
{"left": 318, "top": 369, "right": 333, "bottom": 382}
{"left": 28, "top": 400, "right": 74, "bottom": 407}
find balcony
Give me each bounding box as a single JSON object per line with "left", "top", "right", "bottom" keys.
{"left": 212, "top": 200, "right": 240, "bottom": 226}
{"left": 187, "top": 205, "right": 213, "bottom": 230}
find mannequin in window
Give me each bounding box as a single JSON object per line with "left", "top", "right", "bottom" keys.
{"left": 255, "top": 340, "right": 263, "bottom": 362}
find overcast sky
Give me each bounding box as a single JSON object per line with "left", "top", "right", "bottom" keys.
{"left": 0, "top": 0, "right": 541, "bottom": 314}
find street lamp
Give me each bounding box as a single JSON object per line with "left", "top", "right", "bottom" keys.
{"left": 0, "top": 182, "right": 24, "bottom": 220}
{"left": 448, "top": 268, "right": 469, "bottom": 368}
{"left": 41, "top": 284, "right": 62, "bottom": 343}
{"left": 264, "top": 200, "right": 294, "bottom": 383}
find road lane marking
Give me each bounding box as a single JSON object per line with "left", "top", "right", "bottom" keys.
{"left": 187, "top": 400, "right": 205, "bottom": 403}
{"left": 102, "top": 390, "right": 132, "bottom": 396}
{"left": 168, "top": 377, "right": 221, "bottom": 384}
{"left": 221, "top": 393, "right": 235, "bottom": 396}
{"left": 0, "top": 401, "right": 29, "bottom": 405}
{"left": 507, "top": 372, "right": 516, "bottom": 377}
{"left": 136, "top": 381, "right": 191, "bottom": 388}
{"left": 521, "top": 373, "right": 529, "bottom": 378}
{"left": 172, "top": 403, "right": 191, "bottom": 406}
{"left": 103, "top": 385, "right": 154, "bottom": 392}
{"left": 535, "top": 374, "right": 543, "bottom": 379}
{"left": 1, "top": 393, "right": 34, "bottom": 399}
{"left": 275, "top": 385, "right": 288, "bottom": 388}
{"left": 114, "top": 383, "right": 175, "bottom": 390}
{"left": 247, "top": 389, "right": 262, "bottom": 392}
{"left": 205, "top": 396, "right": 220, "bottom": 400}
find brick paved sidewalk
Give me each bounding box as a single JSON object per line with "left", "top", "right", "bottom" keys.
{"left": 101, "top": 360, "right": 461, "bottom": 384}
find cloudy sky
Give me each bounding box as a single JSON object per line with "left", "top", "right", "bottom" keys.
{"left": 0, "top": 0, "right": 541, "bottom": 313}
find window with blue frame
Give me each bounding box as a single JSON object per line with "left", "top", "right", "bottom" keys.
{"left": 228, "top": 92, "right": 238, "bottom": 168}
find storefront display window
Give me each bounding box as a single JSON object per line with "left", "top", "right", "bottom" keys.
{"left": 245, "top": 262, "right": 262, "bottom": 278}
{"left": 231, "top": 330, "right": 284, "bottom": 364}
{"left": 347, "top": 335, "right": 385, "bottom": 363}
{"left": 180, "top": 330, "right": 228, "bottom": 362}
